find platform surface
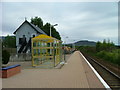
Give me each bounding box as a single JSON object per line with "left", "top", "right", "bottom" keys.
{"left": 2, "top": 51, "right": 105, "bottom": 88}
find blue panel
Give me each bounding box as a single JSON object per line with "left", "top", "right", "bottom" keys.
{"left": 2, "top": 64, "right": 21, "bottom": 70}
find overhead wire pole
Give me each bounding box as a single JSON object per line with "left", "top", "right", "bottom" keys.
{"left": 73, "top": 40, "right": 76, "bottom": 51}
{"left": 64, "top": 36, "right": 68, "bottom": 63}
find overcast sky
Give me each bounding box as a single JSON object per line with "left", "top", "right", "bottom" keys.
{"left": 1, "top": 2, "right": 118, "bottom": 44}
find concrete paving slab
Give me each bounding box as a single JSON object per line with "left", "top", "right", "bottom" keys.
{"left": 2, "top": 51, "right": 106, "bottom": 88}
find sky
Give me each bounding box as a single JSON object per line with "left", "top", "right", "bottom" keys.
{"left": 1, "top": 2, "right": 118, "bottom": 45}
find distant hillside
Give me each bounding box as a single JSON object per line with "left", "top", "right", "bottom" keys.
{"left": 75, "top": 40, "right": 96, "bottom": 46}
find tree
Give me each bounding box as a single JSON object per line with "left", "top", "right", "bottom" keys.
{"left": 31, "top": 16, "right": 43, "bottom": 29}
{"left": 96, "top": 39, "right": 115, "bottom": 52}
{"left": 43, "top": 23, "right": 61, "bottom": 40}
{"left": 31, "top": 17, "right": 61, "bottom": 40}
{"left": 42, "top": 23, "right": 50, "bottom": 35}
{"left": 96, "top": 41, "right": 101, "bottom": 52}
{"left": 2, "top": 50, "right": 10, "bottom": 64}
{"left": 102, "top": 39, "right": 107, "bottom": 51}
{"left": 3, "top": 35, "right": 16, "bottom": 48}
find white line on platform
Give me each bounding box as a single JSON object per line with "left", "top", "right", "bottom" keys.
{"left": 79, "top": 52, "right": 111, "bottom": 90}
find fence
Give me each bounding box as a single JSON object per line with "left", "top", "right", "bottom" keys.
{"left": 3, "top": 48, "right": 17, "bottom": 54}
{"left": 10, "top": 53, "right": 32, "bottom": 62}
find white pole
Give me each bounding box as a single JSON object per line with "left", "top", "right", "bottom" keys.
{"left": 50, "top": 24, "right": 58, "bottom": 37}
{"left": 50, "top": 25, "right": 51, "bottom": 37}
{"left": 64, "top": 40, "right": 66, "bottom": 62}
{"left": 50, "top": 25, "right": 52, "bottom": 54}
{"left": 49, "top": 24, "right": 58, "bottom": 55}
{"left": 73, "top": 40, "right": 75, "bottom": 50}
{"left": 64, "top": 36, "right": 68, "bottom": 63}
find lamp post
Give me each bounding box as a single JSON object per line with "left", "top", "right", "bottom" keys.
{"left": 50, "top": 24, "right": 58, "bottom": 37}
{"left": 50, "top": 24, "right": 58, "bottom": 55}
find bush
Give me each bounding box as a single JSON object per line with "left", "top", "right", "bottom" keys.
{"left": 96, "top": 51, "right": 106, "bottom": 58}
{"left": 117, "top": 54, "right": 120, "bottom": 65}
{"left": 2, "top": 50, "right": 10, "bottom": 64}
{"left": 96, "top": 49, "right": 120, "bottom": 66}
{"left": 78, "top": 45, "right": 120, "bottom": 66}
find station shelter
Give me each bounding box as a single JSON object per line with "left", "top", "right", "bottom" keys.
{"left": 32, "top": 34, "right": 63, "bottom": 68}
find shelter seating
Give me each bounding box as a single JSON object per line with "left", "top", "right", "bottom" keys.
{"left": 2, "top": 64, "right": 21, "bottom": 78}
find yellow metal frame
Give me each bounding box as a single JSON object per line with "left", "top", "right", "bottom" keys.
{"left": 32, "top": 34, "right": 62, "bottom": 67}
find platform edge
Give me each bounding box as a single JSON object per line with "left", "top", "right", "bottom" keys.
{"left": 79, "top": 52, "right": 111, "bottom": 90}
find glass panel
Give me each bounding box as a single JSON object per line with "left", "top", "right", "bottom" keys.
{"left": 34, "top": 49, "right": 36, "bottom": 56}
{"left": 34, "top": 58, "right": 39, "bottom": 65}
{"left": 38, "top": 49, "right": 40, "bottom": 55}
{"left": 38, "top": 42, "right": 41, "bottom": 47}
{"left": 33, "top": 42, "right": 36, "bottom": 47}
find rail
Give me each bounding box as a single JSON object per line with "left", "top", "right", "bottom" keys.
{"left": 82, "top": 53, "right": 120, "bottom": 90}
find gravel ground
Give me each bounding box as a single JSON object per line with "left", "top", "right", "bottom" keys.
{"left": 84, "top": 53, "right": 120, "bottom": 77}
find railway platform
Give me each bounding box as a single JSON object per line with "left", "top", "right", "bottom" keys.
{"left": 2, "top": 51, "right": 109, "bottom": 89}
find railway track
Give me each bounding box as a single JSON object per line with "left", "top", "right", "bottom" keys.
{"left": 83, "top": 53, "right": 120, "bottom": 90}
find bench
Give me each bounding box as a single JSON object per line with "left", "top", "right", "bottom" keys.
{"left": 2, "top": 64, "right": 21, "bottom": 78}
